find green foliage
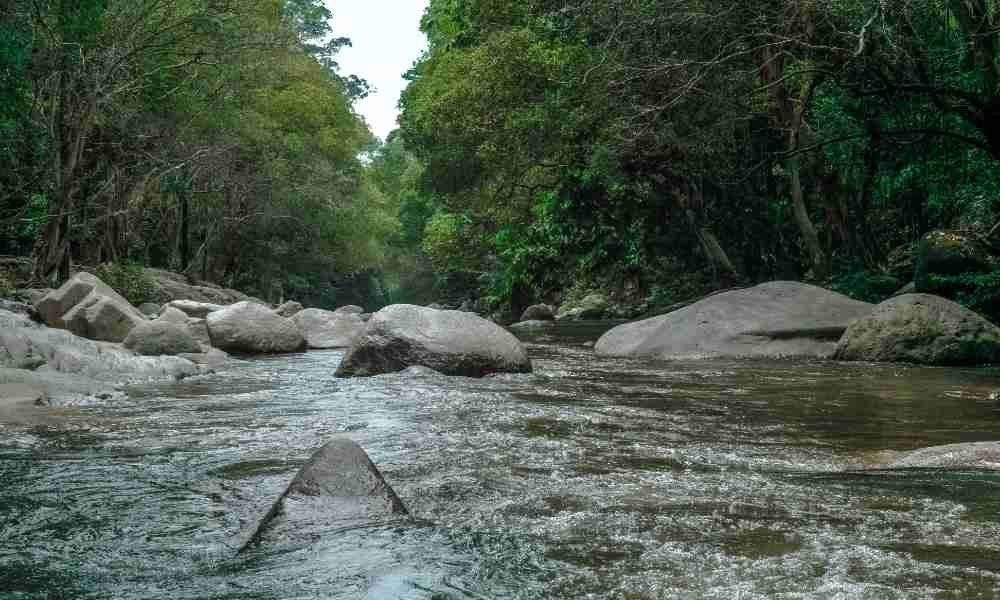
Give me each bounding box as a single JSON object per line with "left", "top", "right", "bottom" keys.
{"left": 93, "top": 263, "right": 156, "bottom": 306}
{"left": 0, "top": 273, "right": 14, "bottom": 299}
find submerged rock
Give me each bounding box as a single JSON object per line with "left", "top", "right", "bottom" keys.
{"left": 239, "top": 437, "right": 407, "bottom": 551}
{"left": 595, "top": 281, "right": 873, "bottom": 360}
{"left": 834, "top": 294, "right": 1000, "bottom": 366}
{"left": 207, "top": 301, "right": 305, "bottom": 354}
{"left": 35, "top": 272, "right": 146, "bottom": 342}
{"left": 335, "top": 304, "right": 532, "bottom": 378}
{"left": 877, "top": 442, "right": 1000, "bottom": 469}
{"left": 292, "top": 308, "right": 365, "bottom": 349}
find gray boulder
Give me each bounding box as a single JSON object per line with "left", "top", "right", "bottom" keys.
{"left": 334, "top": 305, "right": 364, "bottom": 315}
{"left": 35, "top": 272, "right": 146, "bottom": 342}
{"left": 834, "top": 293, "right": 1000, "bottom": 366}
{"left": 145, "top": 268, "right": 252, "bottom": 305}
{"left": 276, "top": 300, "right": 304, "bottom": 318}
{"left": 158, "top": 306, "right": 212, "bottom": 347}
{"left": 163, "top": 299, "right": 225, "bottom": 318}
{"left": 123, "top": 320, "right": 201, "bottom": 356}
{"left": 239, "top": 437, "right": 407, "bottom": 551}
{"left": 0, "top": 299, "right": 37, "bottom": 320}
{"left": 596, "top": 281, "right": 873, "bottom": 360}
{"left": 335, "top": 304, "right": 532, "bottom": 378}
{"left": 206, "top": 301, "right": 305, "bottom": 354}
{"left": 292, "top": 308, "right": 365, "bottom": 349}
{"left": 521, "top": 304, "right": 555, "bottom": 321}
{"left": 509, "top": 319, "right": 551, "bottom": 330}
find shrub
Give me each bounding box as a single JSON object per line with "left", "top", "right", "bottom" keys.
{"left": 93, "top": 262, "right": 155, "bottom": 306}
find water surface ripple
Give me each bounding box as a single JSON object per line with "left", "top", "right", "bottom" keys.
{"left": 2, "top": 322, "right": 1000, "bottom": 599}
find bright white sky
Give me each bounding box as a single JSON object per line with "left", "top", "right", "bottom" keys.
{"left": 326, "top": 1, "right": 430, "bottom": 141}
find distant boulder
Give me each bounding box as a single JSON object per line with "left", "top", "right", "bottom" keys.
{"left": 206, "top": 301, "right": 305, "bottom": 354}
{"left": 335, "top": 304, "right": 532, "bottom": 378}
{"left": 834, "top": 293, "right": 1000, "bottom": 366}
{"left": 596, "top": 281, "right": 873, "bottom": 360}
{"left": 520, "top": 304, "right": 555, "bottom": 321}
{"left": 292, "top": 308, "right": 365, "bottom": 349}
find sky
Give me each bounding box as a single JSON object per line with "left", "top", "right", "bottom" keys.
{"left": 326, "top": 1, "right": 430, "bottom": 141}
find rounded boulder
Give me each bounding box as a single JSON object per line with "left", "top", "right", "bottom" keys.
{"left": 206, "top": 301, "right": 305, "bottom": 354}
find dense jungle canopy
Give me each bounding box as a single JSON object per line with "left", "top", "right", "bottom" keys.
{"left": 3, "top": 0, "right": 1000, "bottom": 318}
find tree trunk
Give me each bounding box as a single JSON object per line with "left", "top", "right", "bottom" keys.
{"left": 787, "top": 154, "right": 828, "bottom": 280}
{"left": 180, "top": 189, "right": 190, "bottom": 271}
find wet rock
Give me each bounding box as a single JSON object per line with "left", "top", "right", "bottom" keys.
{"left": 0, "top": 383, "right": 49, "bottom": 406}
{"left": 178, "top": 347, "right": 229, "bottom": 369}
{"left": 35, "top": 272, "right": 146, "bottom": 342}
{"left": 239, "top": 437, "right": 407, "bottom": 551}
{"left": 834, "top": 294, "right": 1000, "bottom": 366}
{"left": 596, "top": 281, "right": 873, "bottom": 360}
{"left": 276, "top": 300, "right": 304, "bottom": 318}
{"left": 335, "top": 304, "right": 532, "bottom": 378}
{"left": 206, "top": 301, "right": 305, "bottom": 354}
{"left": 163, "top": 299, "right": 225, "bottom": 318}
{"left": 123, "top": 320, "right": 201, "bottom": 356}
{"left": 886, "top": 442, "right": 1000, "bottom": 469}
{"left": 521, "top": 304, "right": 555, "bottom": 321}
{"left": 292, "top": 308, "right": 365, "bottom": 349}
{"left": 334, "top": 305, "right": 364, "bottom": 315}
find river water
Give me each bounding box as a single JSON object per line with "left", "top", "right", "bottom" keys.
{"left": 2, "top": 322, "right": 1000, "bottom": 599}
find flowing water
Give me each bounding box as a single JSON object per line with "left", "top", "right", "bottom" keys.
{"left": 3, "top": 322, "right": 1000, "bottom": 599}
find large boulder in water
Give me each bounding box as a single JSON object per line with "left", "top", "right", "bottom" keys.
{"left": 34, "top": 272, "right": 146, "bottom": 342}
{"left": 834, "top": 294, "right": 1000, "bottom": 366}
{"left": 239, "top": 437, "right": 407, "bottom": 551}
{"left": 595, "top": 281, "right": 873, "bottom": 360}
{"left": 292, "top": 308, "right": 365, "bottom": 349}
{"left": 276, "top": 300, "right": 304, "bottom": 318}
{"left": 206, "top": 301, "right": 305, "bottom": 354}
{"left": 335, "top": 304, "right": 532, "bottom": 377}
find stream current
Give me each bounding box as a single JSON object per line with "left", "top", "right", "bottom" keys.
{"left": 2, "top": 321, "right": 1000, "bottom": 599}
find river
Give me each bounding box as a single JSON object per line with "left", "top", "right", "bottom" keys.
{"left": 2, "top": 322, "right": 999, "bottom": 599}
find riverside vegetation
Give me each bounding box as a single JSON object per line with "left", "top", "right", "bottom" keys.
{"left": 2, "top": 1, "right": 1000, "bottom": 319}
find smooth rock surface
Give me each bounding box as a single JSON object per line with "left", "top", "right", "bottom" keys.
{"left": 35, "top": 272, "right": 146, "bottom": 342}
{"left": 206, "top": 301, "right": 305, "bottom": 354}
{"left": 138, "top": 302, "right": 162, "bottom": 317}
{"left": 596, "top": 281, "right": 873, "bottom": 360}
{"left": 336, "top": 304, "right": 532, "bottom": 378}
{"left": 292, "top": 308, "right": 365, "bottom": 349}
{"left": 240, "top": 437, "right": 407, "bottom": 551}
{"left": 164, "top": 299, "right": 225, "bottom": 318}
{"left": 834, "top": 293, "right": 1000, "bottom": 365}
{"left": 146, "top": 268, "right": 252, "bottom": 305}
{"left": 123, "top": 320, "right": 202, "bottom": 356}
